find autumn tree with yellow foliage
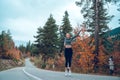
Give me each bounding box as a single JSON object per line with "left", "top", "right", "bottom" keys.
{"left": 0, "top": 30, "right": 22, "bottom": 61}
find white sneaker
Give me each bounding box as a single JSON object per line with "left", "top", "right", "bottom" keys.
{"left": 68, "top": 70, "right": 71, "bottom": 76}
{"left": 65, "top": 70, "right": 68, "bottom": 76}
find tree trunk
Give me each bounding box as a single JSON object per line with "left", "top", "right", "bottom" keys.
{"left": 93, "top": 0, "right": 100, "bottom": 73}
{"left": 94, "top": 0, "right": 99, "bottom": 56}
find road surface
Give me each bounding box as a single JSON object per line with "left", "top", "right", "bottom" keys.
{"left": 0, "top": 58, "right": 120, "bottom": 80}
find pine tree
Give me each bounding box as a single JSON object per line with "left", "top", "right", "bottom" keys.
{"left": 59, "top": 11, "right": 73, "bottom": 52}
{"left": 76, "top": 0, "right": 115, "bottom": 56}
{"left": 76, "top": 0, "right": 113, "bottom": 35}
{"left": 76, "top": 0, "right": 117, "bottom": 72}
{"left": 61, "top": 11, "right": 72, "bottom": 36}
{"left": 19, "top": 44, "right": 26, "bottom": 54}
{"left": 26, "top": 41, "right": 31, "bottom": 53}
{"left": 0, "top": 32, "right": 3, "bottom": 56}
{"left": 34, "top": 27, "right": 44, "bottom": 55}
{"left": 0, "top": 30, "right": 14, "bottom": 58}
{"left": 30, "top": 43, "right": 38, "bottom": 56}
{"left": 42, "top": 14, "right": 58, "bottom": 57}
{"left": 34, "top": 14, "right": 58, "bottom": 58}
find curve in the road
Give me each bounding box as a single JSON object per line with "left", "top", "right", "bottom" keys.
{"left": 23, "top": 68, "right": 42, "bottom": 80}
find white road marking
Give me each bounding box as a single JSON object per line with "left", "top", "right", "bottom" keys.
{"left": 23, "top": 69, "right": 43, "bottom": 80}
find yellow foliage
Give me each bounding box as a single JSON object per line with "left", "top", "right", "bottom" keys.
{"left": 6, "top": 48, "right": 22, "bottom": 60}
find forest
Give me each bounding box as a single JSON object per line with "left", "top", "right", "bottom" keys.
{"left": 0, "top": 0, "right": 120, "bottom": 76}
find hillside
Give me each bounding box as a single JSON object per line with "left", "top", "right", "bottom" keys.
{"left": 0, "top": 59, "right": 24, "bottom": 71}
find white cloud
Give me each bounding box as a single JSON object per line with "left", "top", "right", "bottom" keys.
{"left": 3, "top": 17, "right": 42, "bottom": 41}
{"left": 1, "top": 0, "right": 119, "bottom": 46}
{"left": 8, "top": 0, "right": 23, "bottom": 7}
{"left": 65, "top": 3, "right": 84, "bottom": 26}
{"left": 0, "top": 0, "right": 84, "bottom": 44}
{"left": 52, "top": 1, "right": 84, "bottom": 27}
{"left": 107, "top": 4, "right": 120, "bottom": 29}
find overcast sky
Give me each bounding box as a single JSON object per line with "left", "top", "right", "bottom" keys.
{"left": 0, "top": 0, "right": 119, "bottom": 46}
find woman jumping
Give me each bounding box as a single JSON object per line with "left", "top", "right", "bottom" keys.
{"left": 64, "top": 30, "right": 81, "bottom": 76}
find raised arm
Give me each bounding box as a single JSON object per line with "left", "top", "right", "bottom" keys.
{"left": 64, "top": 38, "right": 66, "bottom": 46}
{"left": 71, "top": 30, "right": 81, "bottom": 40}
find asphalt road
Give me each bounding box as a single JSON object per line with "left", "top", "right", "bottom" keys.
{"left": 0, "top": 58, "right": 120, "bottom": 80}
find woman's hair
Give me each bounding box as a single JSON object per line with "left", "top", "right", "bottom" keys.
{"left": 66, "top": 33, "right": 73, "bottom": 37}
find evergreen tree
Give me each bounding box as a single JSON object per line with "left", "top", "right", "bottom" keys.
{"left": 0, "top": 30, "right": 14, "bottom": 58}
{"left": 0, "top": 31, "right": 4, "bottom": 56}
{"left": 59, "top": 11, "right": 72, "bottom": 52}
{"left": 26, "top": 41, "right": 31, "bottom": 53}
{"left": 61, "top": 11, "right": 72, "bottom": 36}
{"left": 76, "top": 0, "right": 116, "bottom": 56}
{"left": 30, "top": 43, "right": 38, "bottom": 56}
{"left": 76, "top": 0, "right": 117, "bottom": 72}
{"left": 76, "top": 0, "right": 120, "bottom": 72}
{"left": 34, "top": 14, "right": 58, "bottom": 58}
{"left": 34, "top": 27, "right": 44, "bottom": 55}
{"left": 76, "top": 0, "right": 113, "bottom": 35}
{"left": 19, "top": 44, "right": 26, "bottom": 54}
{"left": 42, "top": 14, "right": 58, "bottom": 57}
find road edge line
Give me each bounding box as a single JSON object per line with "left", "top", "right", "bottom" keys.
{"left": 23, "top": 69, "right": 42, "bottom": 80}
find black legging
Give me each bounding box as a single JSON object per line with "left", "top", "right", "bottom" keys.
{"left": 64, "top": 48, "right": 73, "bottom": 67}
